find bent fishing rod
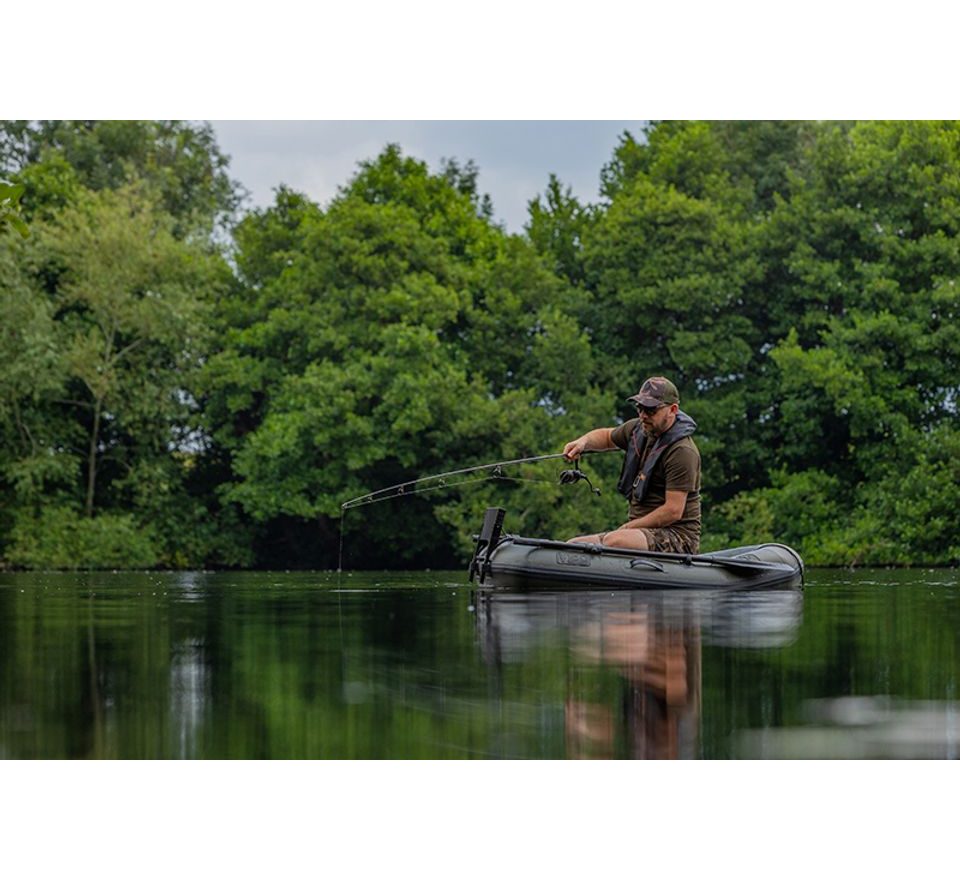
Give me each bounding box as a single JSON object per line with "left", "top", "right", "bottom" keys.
{"left": 341, "top": 449, "right": 616, "bottom": 510}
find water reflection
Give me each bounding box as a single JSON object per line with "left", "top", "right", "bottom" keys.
{"left": 170, "top": 639, "right": 208, "bottom": 757}
{"left": 4, "top": 568, "right": 959, "bottom": 759}
{"left": 475, "top": 588, "right": 803, "bottom": 758}
{"left": 738, "top": 696, "right": 960, "bottom": 759}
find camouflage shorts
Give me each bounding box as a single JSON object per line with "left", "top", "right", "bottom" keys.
{"left": 640, "top": 527, "right": 699, "bottom": 555}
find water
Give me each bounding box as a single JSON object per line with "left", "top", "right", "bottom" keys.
{"left": 1, "top": 568, "right": 958, "bottom": 759}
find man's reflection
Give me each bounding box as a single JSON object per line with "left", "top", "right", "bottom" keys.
{"left": 565, "top": 608, "right": 700, "bottom": 759}
{"left": 475, "top": 588, "right": 802, "bottom": 760}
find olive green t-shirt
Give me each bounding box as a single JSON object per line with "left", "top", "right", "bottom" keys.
{"left": 610, "top": 418, "right": 702, "bottom": 539}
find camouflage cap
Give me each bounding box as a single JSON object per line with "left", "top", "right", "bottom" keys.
{"left": 627, "top": 376, "right": 679, "bottom": 408}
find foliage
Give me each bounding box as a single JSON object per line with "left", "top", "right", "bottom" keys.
{"left": 526, "top": 174, "right": 592, "bottom": 285}
{"left": 0, "top": 181, "right": 28, "bottom": 236}
{"left": 0, "top": 120, "right": 244, "bottom": 235}
{"left": 36, "top": 185, "right": 220, "bottom": 516}
{"left": 6, "top": 505, "right": 160, "bottom": 569}
{"left": 3, "top": 122, "right": 960, "bottom": 569}
{"left": 1, "top": 173, "right": 241, "bottom": 569}
{"left": 199, "top": 145, "right": 595, "bottom": 568}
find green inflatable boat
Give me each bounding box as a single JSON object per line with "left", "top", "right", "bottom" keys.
{"left": 468, "top": 508, "right": 804, "bottom": 591}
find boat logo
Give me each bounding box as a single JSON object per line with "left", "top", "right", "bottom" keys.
{"left": 556, "top": 552, "right": 591, "bottom": 567}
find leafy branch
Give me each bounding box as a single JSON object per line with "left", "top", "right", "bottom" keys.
{"left": 0, "top": 181, "right": 28, "bottom": 236}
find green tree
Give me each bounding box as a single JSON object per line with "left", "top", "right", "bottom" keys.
{"left": 1, "top": 181, "right": 243, "bottom": 569}
{"left": 0, "top": 228, "right": 70, "bottom": 551}
{"left": 526, "top": 174, "right": 592, "bottom": 286}
{"left": 1, "top": 120, "right": 244, "bottom": 235}
{"left": 600, "top": 121, "right": 814, "bottom": 214}
{"left": 711, "top": 121, "right": 960, "bottom": 563}
{"left": 37, "top": 185, "right": 216, "bottom": 517}
{"left": 766, "top": 122, "right": 960, "bottom": 475}
{"left": 201, "top": 146, "right": 601, "bottom": 568}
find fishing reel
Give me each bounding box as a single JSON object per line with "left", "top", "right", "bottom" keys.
{"left": 558, "top": 461, "right": 601, "bottom": 496}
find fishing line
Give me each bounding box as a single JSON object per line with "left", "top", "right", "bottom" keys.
{"left": 340, "top": 471, "right": 559, "bottom": 509}
{"left": 335, "top": 448, "right": 615, "bottom": 575}
{"left": 335, "top": 511, "right": 345, "bottom": 672}
{"left": 336, "top": 472, "right": 557, "bottom": 570}
{"left": 497, "top": 475, "right": 564, "bottom": 486}
{"left": 342, "top": 473, "right": 500, "bottom": 509}
{"left": 340, "top": 449, "right": 614, "bottom": 511}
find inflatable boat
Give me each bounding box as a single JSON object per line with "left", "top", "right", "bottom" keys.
{"left": 468, "top": 508, "right": 804, "bottom": 591}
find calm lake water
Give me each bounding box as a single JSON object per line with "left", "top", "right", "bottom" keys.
{"left": 1, "top": 567, "right": 958, "bottom": 759}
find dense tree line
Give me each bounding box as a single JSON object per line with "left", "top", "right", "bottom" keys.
{"left": 1, "top": 120, "right": 958, "bottom": 569}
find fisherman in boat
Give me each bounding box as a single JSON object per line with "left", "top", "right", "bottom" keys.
{"left": 562, "top": 376, "right": 701, "bottom": 554}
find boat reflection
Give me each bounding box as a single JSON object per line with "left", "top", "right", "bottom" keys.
{"left": 474, "top": 587, "right": 803, "bottom": 759}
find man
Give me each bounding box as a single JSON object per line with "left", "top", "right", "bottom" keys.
{"left": 563, "top": 376, "right": 701, "bottom": 553}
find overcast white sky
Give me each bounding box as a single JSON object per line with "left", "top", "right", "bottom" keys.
{"left": 210, "top": 121, "right": 644, "bottom": 233}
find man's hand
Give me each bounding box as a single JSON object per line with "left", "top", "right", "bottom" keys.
{"left": 563, "top": 438, "right": 587, "bottom": 461}
{"left": 563, "top": 428, "right": 614, "bottom": 461}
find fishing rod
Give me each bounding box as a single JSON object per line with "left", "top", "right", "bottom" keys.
{"left": 340, "top": 449, "right": 616, "bottom": 510}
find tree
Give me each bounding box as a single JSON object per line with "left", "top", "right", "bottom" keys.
{"left": 1, "top": 120, "right": 245, "bottom": 235}
{"left": 600, "top": 121, "right": 815, "bottom": 215}
{"left": 699, "top": 121, "right": 960, "bottom": 563}
{"left": 0, "top": 227, "right": 69, "bottom": 551}
{"left": 765, "top": 122, "right": 960, "bottom": 474}
{"left": 200, "top": 146, "right": 601, "bottom": 568}
{"left": 525, "top": 174, "right": 592, "bottom": 286}
{"left": 36, "top": 185, "right": 217, "bottom": 517}
{"left": 0, "top": 183, "right": 246, "bottom": 570}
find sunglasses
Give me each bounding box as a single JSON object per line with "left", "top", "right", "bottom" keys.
{"left": 636, "top": 404, "right": 666, "bottom": 416}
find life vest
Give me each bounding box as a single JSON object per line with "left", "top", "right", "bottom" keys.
{"left": 616, "top": 410, "right": 698, "bottom": 503}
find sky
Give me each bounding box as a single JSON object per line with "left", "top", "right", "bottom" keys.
{"left": 210, "top": 121, "right": 645, "bottom": 232}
